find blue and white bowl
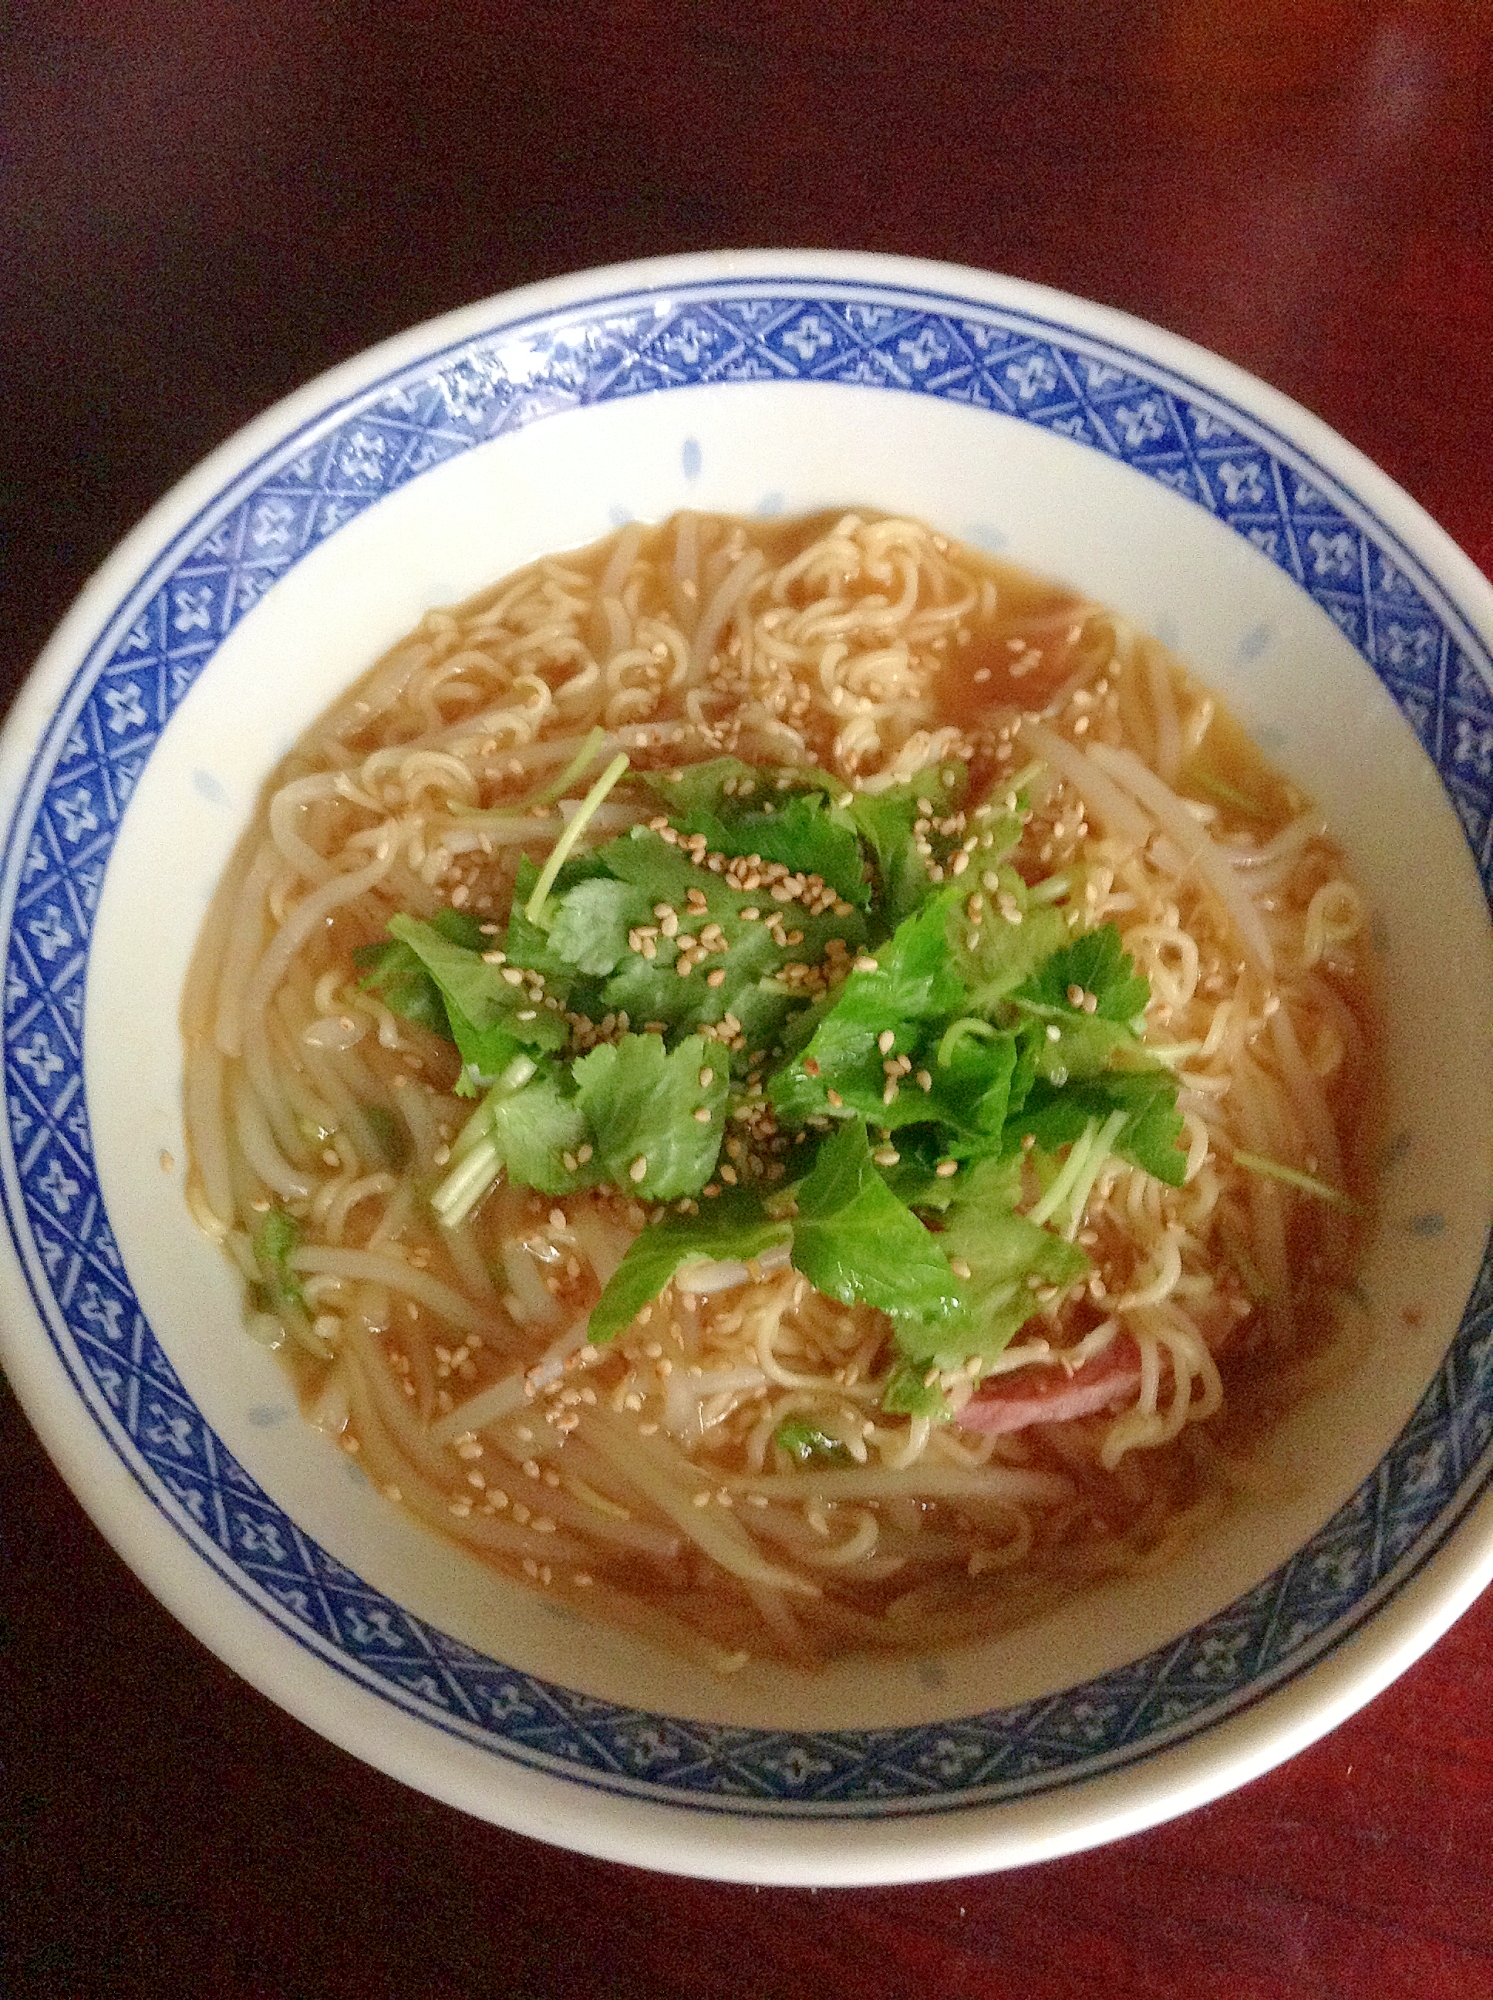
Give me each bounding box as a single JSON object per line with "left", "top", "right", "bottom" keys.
{"left": 5, "top": 252, "right": 1492, "bottom": 1884}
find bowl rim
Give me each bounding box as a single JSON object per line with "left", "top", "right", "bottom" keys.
{"left": 4, "top": 247, "right": 1493, "bottom": 1884}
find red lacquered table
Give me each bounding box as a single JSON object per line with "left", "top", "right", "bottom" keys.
{"left": 4, "top": 6, "right": 1492, "bottom": 1996}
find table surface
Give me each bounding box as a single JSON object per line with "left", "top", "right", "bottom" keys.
{"left": 4, "top": 4, "right": 1492, "bottom": 1995}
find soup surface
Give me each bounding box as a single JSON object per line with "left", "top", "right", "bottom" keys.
{"left": 184, "top": 511, "right": 1375, "bottom": 1671}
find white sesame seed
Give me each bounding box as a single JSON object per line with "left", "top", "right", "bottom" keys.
{"left": 629, "top": 1156, "right": 649, "bottom": 1182}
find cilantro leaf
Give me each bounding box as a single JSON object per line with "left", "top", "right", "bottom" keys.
{"left": 640, "top": 758, "right": 839, "bottom": 819}
{"left": 565, "top": 828, "right": 867, "bottom": 1059}
{"left": 951, "top": 891, "right": 1069, "bottom": 1013}
{"left": 385, "top": 914, "right": 567, "bottom": 1057}
{"left": 672, "top": 792, "right": 869, "bottom": 909}
{"left": 588, "top": 1190, "right": 792, "bottom": 1342}
{"left": 571, "top": 1032, "right": 727, "bottom": 1199}
{"left": 1011, "top": 922, "right": 1151, "bottom": 1024}
{"left": 843, "top": 769, "right": 969, "bottom": 927}
{"left": 354, "top": 906, "right": 488, "bottom": 1037}
{"left": 770, "top": 888, "right": 978, "bottom": 1128}
{"left": 789, "top": 1119, "right": 963, "bottom": 1326}
{"left": 545, "top": 877, "right": 654, "bottom": 976}
{"left": 896, "top": 1158, "right": 1090, "bottom": 1365}
{"left": 483, "top": 1067, "right": 592, "bottom": 1196}
{"left": 1110, "top": 1075, "right": 1188, "bottom": 1184}
{"left": 1010, "top": 1069, "right": 1187, "bottom": 1186}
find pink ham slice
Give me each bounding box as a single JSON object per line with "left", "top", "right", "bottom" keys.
{"left": 957, "top": 1336, "right": 1143, "bottom": 1435}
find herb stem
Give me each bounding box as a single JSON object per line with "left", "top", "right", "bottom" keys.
{"left": 532, "top": 725, "right": 609, "bottom": 808}
{"left": 524, "top": 752, "right": 631, "bottom": 925}
{"left": 1232, "top": 1149, "right": 1362, "bottom": 1214}
{"left": 1028, "top": 1117, "right": 1103, "bottom": 1228}
{"left": 1027, "top": 871, "right": 1073, "bottom": 905}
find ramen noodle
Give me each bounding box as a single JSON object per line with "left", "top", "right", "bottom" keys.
{"left": 183, "top": 511, "right": 1375, "bottom": 1671}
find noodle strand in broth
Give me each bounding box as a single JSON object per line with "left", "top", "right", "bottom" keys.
{"left": 184, "top": 511, "right": 1376, "bottom": 1670}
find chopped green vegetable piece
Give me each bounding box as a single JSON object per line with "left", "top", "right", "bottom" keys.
{"left": 952, "top": 898, "right": 1070, "bottom": 1012}
{"left": 384, "top": 915, "right": 566, "bottom": 1052}
{"left": 531, "top": 725, "right": 609, "bottom": 808}
{"left": 1115, "top": 1081, "right": 1189, "bottom": 1185}
{"left": 542, "top": 826, "right": 866, "bottom": 1058}
{"left": 640, "top": 757, "right": 840, "bottom": 819}
{"left": 482, "top": 1068, "right": 592, "bottom": 1196}
{"left": 362, "top": 1103, "right": 409, "bottom": 1171}
{"left": 589, "top": 1191, "right": 792, "bottom": 1342}
{"left": 253, "top": 1204, "right": 307, "bottom": 1317}
{"left": 774, "top": 1417, "right": 854, "bottom": 1464}
{"left": 1013, "top": 1069, "right": 1187, "bottom": 1186}
{"left": 669, "top": 792, "right": 869, "bottom": 909}
{"left": 881, "top": 1359, "right": 952, "bottom": 1419}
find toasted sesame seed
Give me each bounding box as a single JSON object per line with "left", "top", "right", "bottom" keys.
{"left": 877, "top": 1029, "right": 896, "bottom": 1055}
{"left": 629, "top": 1156, "right": 648, "bottom": 1182}
{"left": 949, "top": 1257, "right": 973, "bottom": 1279}
{"left": 853, "top": 956, "right": 879, "bottom": 973}
{"left": 693, "top": 1106, "right": 712, "bottom": 1123}
{"left": 935, "top": 1159, "right": 960, "bottom": 1178}
{"left": 699, "top": 1067, "right": 714, "bottom": 1088}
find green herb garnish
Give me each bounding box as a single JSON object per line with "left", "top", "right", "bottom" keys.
{"left": 774, "top": 1417, "right": 854, "bottom": 1465}
{"left": 351, "top": 758, "right": 1190, "bottom": 1411}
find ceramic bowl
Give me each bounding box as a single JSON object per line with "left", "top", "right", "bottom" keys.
{"left": 5, "top": 251, "right": 1492, "bottom": 1884}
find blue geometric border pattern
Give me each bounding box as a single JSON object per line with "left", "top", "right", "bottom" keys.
{"left": 6, "top": 276, "right": 1493, "bottom": 1815}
